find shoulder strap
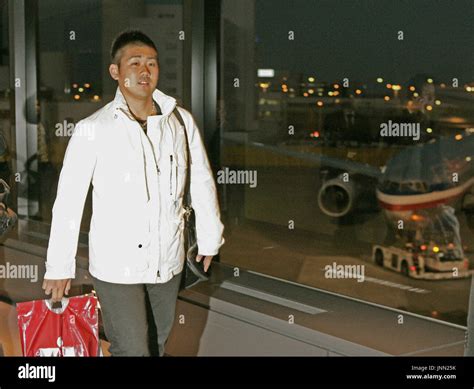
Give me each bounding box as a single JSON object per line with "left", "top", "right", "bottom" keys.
{"left": 173, "top": 107, "right": 192, "bottom": 208}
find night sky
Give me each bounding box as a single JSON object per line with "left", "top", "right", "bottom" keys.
{"left": 37, "top": 0, "right": 473, "bottom": 87}
{"left": 256, "top": 0, "right": 473, "bottom": 84}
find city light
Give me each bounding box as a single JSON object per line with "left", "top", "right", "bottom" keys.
{"left": 376, "top": 77, "right": 383, "bottom": 83}
{"left": 391, "top": 85, "right": 401, "bottom": 91}
{"left": 84, "top": 83, "right": 91, "bottom": 88}
{"left": 433, "top": 246, "right": 440, "bottom": 253}
{"left": 74, "top": 94, "right": 80, "bottom": 100}
{"left": 316, "top": 101, "right": 323, "bottom": 107}
{"left": 333, "top": 84, "right": 339, "bottom": 89}
{"left": 427, "top": 78, "right": 433, "bottom": 83}
{"left": 467, "top": 157, "right": 472, "bottom": 162}
{"left": 328, "top": 91, "right": 334, "bottom": 96}
{"left": 386, "top": 83, "right": 392, "bottom": 89}
{"left": 455, "top": 134, "right": 463, "bottom": 141}
{"left": 93, "top": 95, "right": 100, "bottom": 101}
{"left": 78, "top": 87, "right": 84, "bottom": 92}
{"left": 426, "top": 105, "right": 433, "bottom": 111}
{"left": 413, "top": 92, "right": 419, "bottom": 97}
{"left": 383, "top": 96, "right": 390, "bottom": 101}
{"left": 308, "top": 77, "right": 315, "bottom": 82}
{"left": 426, "top": 127, "right": 433, "bottom": 133}
{"left": 435, "top": 100, "right": 441, "bottom": 105}
{"left": 303, "top": 92, "right": 309, "bottom": 97}
{"left": 355, "top": 89, "right": 362, "bottom": 95}
{"left": 409, "top": 86, "right": 415, "bottom": 91}
{"left": 308, "top": 89, "right": 314, "bottom": 94}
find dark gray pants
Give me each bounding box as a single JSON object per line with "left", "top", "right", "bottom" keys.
{"left": 92, "top": 272, "right": 182, "bottom": 356}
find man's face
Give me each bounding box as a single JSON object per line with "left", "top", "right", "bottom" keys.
{"left": 109, "top": 43, "right": 159, "bottom": 100}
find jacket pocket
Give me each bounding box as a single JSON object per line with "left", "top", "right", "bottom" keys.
{"left": 175, "top": 125, "right": 189, "bottom": 163}
{"left": 166, "top": 215, "right": 185, "bottom": 267}
{"left": 176, "top": 162, "right": 188, "bottom": 201}
{"left": 170, "top": 153, "right": 188, "bottom": 202}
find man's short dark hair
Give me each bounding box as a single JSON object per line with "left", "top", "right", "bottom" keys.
{"left": 110, "top": 29, "right": 158, "bottom": 65}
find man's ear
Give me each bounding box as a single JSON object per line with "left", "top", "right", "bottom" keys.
{"left": 109, "top": 63, "right": 119, "bottom": 81}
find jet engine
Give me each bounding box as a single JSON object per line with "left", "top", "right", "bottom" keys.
{"left": 317, "top": 175, "right": 358, "bottom": 217}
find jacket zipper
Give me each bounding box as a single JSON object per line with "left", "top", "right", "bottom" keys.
{"left": 169, "top": 155, "right": 173, "bottom": 196}
{"left": 156, "top": 122, "right": 165, "bottom": 280}
{"left": 175, "top": 165, "right": 178, "bottom": 201}
{"left": 156, "top": 125, "right": 164, "bottom": 280}
{"left": 157, "top": 156, "right": 162, "bottom": 279}
{"left": 119, "top": 105, "right": 165, "bottom": 281}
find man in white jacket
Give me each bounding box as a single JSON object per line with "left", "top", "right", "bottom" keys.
{"left": 42, "top": 30, "right": 225, "bottom": 356}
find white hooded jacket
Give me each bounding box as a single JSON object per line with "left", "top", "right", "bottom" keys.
{"left": 44, "top": 87, "right": 225, "bottom": 284}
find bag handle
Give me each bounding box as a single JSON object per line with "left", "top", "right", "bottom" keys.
{"left": 172, "top": 108, "right": 192, "bottom": 221}
{"left": 45, "top": 297, "right": 69, "bottom": 314}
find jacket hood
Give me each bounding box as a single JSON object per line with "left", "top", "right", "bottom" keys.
{"left": 112, "top": 86, "right": 177, "bottom": 117}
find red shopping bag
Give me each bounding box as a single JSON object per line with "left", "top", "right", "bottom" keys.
{"left": 16, "top": 295, "right": 100, "bottom": 357}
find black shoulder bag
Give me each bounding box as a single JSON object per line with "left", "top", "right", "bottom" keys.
{"left": 173, "top": 108, "right": 211, "bottom": 289}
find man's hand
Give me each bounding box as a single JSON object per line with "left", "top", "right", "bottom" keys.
{"left": 42, "top": 279, "right": 72, "bottom": 303}
{"left": 196, "top": 255, "right": 213, "bottom": 272}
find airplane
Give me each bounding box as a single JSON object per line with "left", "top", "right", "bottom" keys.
{"left": 243, "top": 130, "right": 474, "bottom": 224}
{"left": 376, "top": 133, "right": 474, "bottom": 223}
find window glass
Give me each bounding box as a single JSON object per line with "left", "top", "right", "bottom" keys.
{"left": 0, "top": 0, "right": 13, "bottom": 207}
{"left": 219, "top": 0, "right": 474, "bottom": 325}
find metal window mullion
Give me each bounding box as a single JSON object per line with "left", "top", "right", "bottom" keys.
{"left": 9, "top": 0, "right": 38, "bottom": 219}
